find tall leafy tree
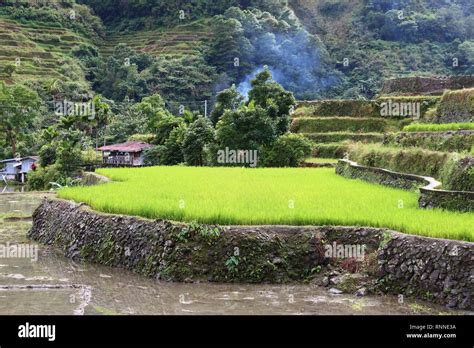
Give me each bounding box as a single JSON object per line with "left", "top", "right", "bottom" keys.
{"left": 209, "top": 85, "right": 244, "bottom": 125}
{"left": 0, "top": 82, "right": 41, "bottom": 157}
{"left": 183, "top": 117, "right": 215, "bottom": 166}
{"left": 247, "top": 67, "right": 295, "bottom": 135}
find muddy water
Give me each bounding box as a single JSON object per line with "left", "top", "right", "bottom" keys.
{"left": 0, "top": 185, "right": 28, "bottom": 194}
{"left": 0, "top": 193, "right": 469, "bottom": 315}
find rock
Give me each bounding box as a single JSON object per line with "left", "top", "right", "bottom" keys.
{"left": 322, "top": 276, "right": 330, "bottom": 286}
{"left": 355, "top": 287, "right": 368, "bottom": 297}
{"left": 328, "top": 288, "right": 343, "bottom": 295}
{"left": 429, "top": 270, "right": 440, "bottom": 281}
{"left": 272, "top": 257, "right": 283, "bottom": 265}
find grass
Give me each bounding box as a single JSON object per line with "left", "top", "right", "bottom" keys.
{"left": 58, "top": 166, "right": 474, "bottom": 241}
{"left": 403, "top": 122, "right": 474, "bottom": 132}
{"left": 304, "top": 158, "right": 338, "bottom": 163}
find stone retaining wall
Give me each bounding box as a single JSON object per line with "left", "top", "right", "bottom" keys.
{"left": 29, "top": 198, "right": 473, "bottom": 309}
{"left": 381, "top": 75, "right": 474, "bottom": 95}
{"left": 336, "top": 159, "right": 474, "bottom": 212}
{"left": 336, "top": 159, "right": 430, "bottom": 190}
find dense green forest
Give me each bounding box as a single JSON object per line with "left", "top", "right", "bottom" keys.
{"left": 0, "top": 0, "right": 473, "bottom": 187}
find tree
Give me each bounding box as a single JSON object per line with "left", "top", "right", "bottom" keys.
{"left": 147, "top": 55, "right": 217, "bottom": 102}
{"left": 91, "top": 95, "right": 110, "bottom": 149}
{"left": 93, "top": 44, "right": 153, "bottom": 101}
{"left": 159, "top": 124, "right": 188, "bottom": 165}
{"left": 0, "top": 82, "right": 41, "bottom": 156}
{"left": 153, "top": 114, "right": 185, "bottom": 145}
{"left": 261, "top": 133, "right": 312, "bottom": 167}
{"left": 183, "top": 117, "right": 215, "bottom": 166}
{"left": 134, "top": 93, "right": 173, "bottom": 130}
{"left": 206, "top": 16, "right": 252, "bottom": 81}
{"left": 248, "top": 66, "right": 296, "bottom": 123}
{"left": 215, "top": 105, "right": 275, "bottom": 151}
{"left": 209, "top": 85, "right": 244, "bottom": 125}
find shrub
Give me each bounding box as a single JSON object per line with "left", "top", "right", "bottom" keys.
{"left": 313, "top": 143, "right": 349, "bottom": 159}
{"left": 56, "top": 143, "right": 83, "bottom": 175}
{"left": 26, "top": 164, "right": 65, "bottom": 191}
{"left": 441, "top": 156, "right": 474, "bottom": 191}
{"left": 4, "top": 64, "right": 15, "bottom": 77}
{"left": 436, "top": 88, "right": 474, "bottom": 123}
{"left": 262, "top": 133, "right": 313, "bottom": 167}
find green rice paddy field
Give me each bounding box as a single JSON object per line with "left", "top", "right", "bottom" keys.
{"left": 58, "top": 167, "right": 474, "bottom": 241}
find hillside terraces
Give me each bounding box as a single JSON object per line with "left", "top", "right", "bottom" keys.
{"left": 291, "top": 100, "right": 412, "bottom": 160}
{"left": 0, "top": 17, "right": 93, "bottom": 84}
{"left": 100, "top": 21, "right": 211, "bottom": 59}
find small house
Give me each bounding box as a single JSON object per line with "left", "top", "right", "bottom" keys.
{"left": 98, "top": 141, "right": 153, "bottom": 166}
{"left": 0, "top": 156, "right": 39, "bottom": 183}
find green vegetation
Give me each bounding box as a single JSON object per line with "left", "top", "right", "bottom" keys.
{"left": 304, "top": 157, "right": 338, "bottom": 164}
{"left": 435, "top": 88, "right": 474, "bottom": 123}
{"left": 293, "top": 0, "right": 474, "bottom": 98}
{"left": 346, "top": 143, "right": 473, "bottom": 191}
{"left": 312, "top": 143, "right": 349, "bottom": 159}
{"left": 261, "top": 133, "right": 312, "bottom": 167}
{"left": 290, "top": 117, "right": 402, "bottom": 133}
{"left": 58, "top": 166, "right": 474, "bottom": 241}
{"left": 302, "top": 132, "right": 384, "bottom": 144}
{"left": 403, "top": 123, "right": 474, "bottom": 132}
{"left": 385, "top": 131, "right": 474, "bottom": 153}
{"left": 294, "top": 100, "right": 376, "bottom": 118}
{"left": 0, "top": 82, "right": 41, "bottom": 156}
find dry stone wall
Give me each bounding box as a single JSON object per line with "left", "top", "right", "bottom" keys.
{"left": 29, "top": 198, "right": 473, "bottom": 309}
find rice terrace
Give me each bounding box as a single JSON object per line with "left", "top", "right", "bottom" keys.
{"left": 0, "top": 0, "right": 473, "bottom": 345}
{"left": 59, "top": 166, "right": 473, "bottom": 241}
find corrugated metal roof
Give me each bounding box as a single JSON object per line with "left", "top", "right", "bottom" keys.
{"left": 0, "top": 156, "right": 39, "bottom": 163}
{"left": 98, "top": 141, "right": 153, "bottom": 153}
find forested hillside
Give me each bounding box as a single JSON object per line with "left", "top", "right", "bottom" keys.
{"left": 1, "top": 0, "right": 473, "bottom": 166}
{"left": 1, "top": 0, "right": 472, "bottom": 103}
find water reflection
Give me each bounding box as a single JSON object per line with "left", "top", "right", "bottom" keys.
{"left": 1, "top": 186, "right": 27, "bottom": 194}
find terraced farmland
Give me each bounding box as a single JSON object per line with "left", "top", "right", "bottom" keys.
{"left": 99, "top": 21, "right": 211, "bottom": 59}
{"left": 0, "top": 17, "right": 93, "bottom": 84}
{"left": 291, "top": 101, "right": 409, "bottom": 160}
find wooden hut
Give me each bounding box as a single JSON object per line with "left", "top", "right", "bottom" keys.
{"left": 98, "top": 141, "right": 153, "bottom": 166}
